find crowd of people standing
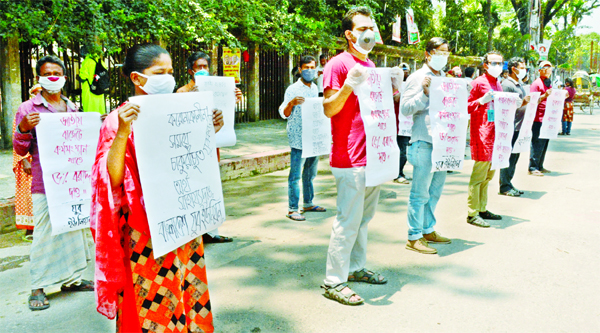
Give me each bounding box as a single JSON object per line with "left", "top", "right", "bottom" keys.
{"left": 9, "top": 5, "right": 582, "bottom": 332}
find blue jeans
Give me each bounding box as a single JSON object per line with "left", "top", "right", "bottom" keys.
{"left": 288, "top": 148, "right": 319, "bottom": 211}
{"left": 396, "top": 135, "right": 410, "bottom": 177}
{"left": 561, "top": 121, "right": 572, "bottom": 134}
{"left": 529, "top": 122, "right": 549, "bottom": 171}
{"left": 406, "top": 141, "right": 447, "bottom": 240}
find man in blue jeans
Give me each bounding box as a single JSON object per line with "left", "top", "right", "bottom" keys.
{"left": 399, "top": 37, "right": 452, "bottom": 254}
{"left": 279, "top": 55, "right": 327, "bottom": 221}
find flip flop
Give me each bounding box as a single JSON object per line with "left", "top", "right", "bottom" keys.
{"left": 302, "top": 206, "right": 326, "bottom": 212}
{"left": 286, "top": 212, "right": 306, "bottom": 221}
{"left": 61, "top": 279, "right": 94, "bottom": 292}
{"left": 28, "top": 292, "right": 49, "bottom": 311}
{"left": 203, "top": 234, "right": 233, "bottom": 243}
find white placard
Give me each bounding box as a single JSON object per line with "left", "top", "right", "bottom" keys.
{"left": 491, "top": 92, "right": 519, "bottom": 170}
{"left": 195, "top": 75, "right": 237, "bottom": 147}
{"left": 539, "top": 89, "right": 566, "bottom": 139}
{"left": 355, "top": 68, "right": 400, "bottom": 186}
{"left": 131, "top": 92, "right": 226, "bottom": 258}
{"left": 301, "top": 97, "right": 331, "bottom": 158}
{"left": 397, "top": 82, "right": 413, "bottom": 136}
{"left": 512, "top": 92, "right": 540, "bottom": 153}
{"left": 428, "top": 77, "right": 469, "bottom": 172}
{"left": 37, "top": 112, "right": 101, "bottom": 235}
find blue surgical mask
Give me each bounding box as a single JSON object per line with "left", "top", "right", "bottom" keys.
{"left": 301, "top": 69, "right": 316, "bottom": 82}
{"left": 195, "top": 69, "right": 210, "bottom": 77}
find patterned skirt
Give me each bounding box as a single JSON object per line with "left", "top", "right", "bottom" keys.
{"left": 118, "top": 226, "right": 213, "bottom": 333}
{"left": 563, "top": 102, "right": 574, "bottom": 122}
{"left": 12, "top": 118, "right": 33, "bottom": 229}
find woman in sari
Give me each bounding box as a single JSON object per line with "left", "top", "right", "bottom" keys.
{"left": 90, "top": 44, "right": 223, "bottom": 333}
{"left": 560, "top": 78, "right": 576, "bottom": 135}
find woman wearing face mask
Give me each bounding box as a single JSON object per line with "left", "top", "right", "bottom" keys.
{"left": 465, "top": 51, "right": 505, "bottom": 228}
{"left": 399, "top": 37, "right": 453, "bottom": 255}
{"left": 90, "top": 44, "right": 221, "bottom": 332}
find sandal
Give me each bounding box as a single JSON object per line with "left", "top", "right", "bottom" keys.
{"left": 286, "top": 212, "right": 306, "bottom": 221}
{"left": 321, "top": 283, "right": 364, "bottom": 306}
{"left": 302, "top": 206, "right": 326, "bottom": 212}
{"left": 348, "top": 268, "right": 388, "bottom": 284}
{"left": 203, "top": 234, "right": 233, "bottom": 243}
{"left": 28, "top": 291, "right": 49, "bottom": 311}
{"left": 22, "top": 234, "right": 33, "bottom": 242}
{"left": 61, "top": 279, "right": 94, "bottom": 292}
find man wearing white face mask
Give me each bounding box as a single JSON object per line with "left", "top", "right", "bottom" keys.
{"left": 320, "top": 6, "right": 395, "bottom": 306}
{"left": 466, "top": 51, "right": 504, "bottom": 228}
{"left": 400, "top": 37, "right": 453, "bottom": 255}
{"left": 13, "top": 55, "right": 94, "bottom": 311}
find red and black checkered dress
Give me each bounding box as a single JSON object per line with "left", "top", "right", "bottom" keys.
{"left": 91, "top": 109, "right": 213, "bottom": 333}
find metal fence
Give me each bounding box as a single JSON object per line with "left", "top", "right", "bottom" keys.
{"left": 259, "top": 49, "right": 287, "bottom": 120}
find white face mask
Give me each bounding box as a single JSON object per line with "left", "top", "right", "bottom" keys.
{"left": 515, "top": 68, "right": 526, "bottom": 80}
{"left": 428, "top": 54, "right": 448, "bottom": 71}
{"left": 134, "top": 72, "right": 176, "bottom": 95}
{"left": 38, "top": 76, "right": 66, "bottom": 94}
{"left": 487, "top": 65, "right": 503, "bottom": 78}
{"left": 351, "top": 30, "right": 376, "bottom": 55}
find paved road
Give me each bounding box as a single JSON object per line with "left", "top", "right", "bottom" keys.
{"left": 0, "top": 108, "right": 599, "bottom": 332}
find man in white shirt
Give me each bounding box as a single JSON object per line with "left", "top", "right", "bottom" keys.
{"left": 316, "top": 54, "right": 328, "bottom": 97}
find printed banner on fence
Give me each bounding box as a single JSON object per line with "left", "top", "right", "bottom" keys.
{"left": 397, "top": 82, "right": 413, "bottom": 136}
{"left": 195, "top": 75, "right": 237, "bottom": 147}
{"left": 37, "top": 112, "right": 101, "bottom": 235}
{"left": 512, "top": 92, "right": 540, "bottom": 153}
{"left": 301, "top": 97, "right": 331, "bottom": 158}
{"left": 392, "top": 15, "right": 402, "bottom": 43}
{"left": 428, "top": 77, "right": 469, "bottom": 172}
{"left": 355, "top": 68, "right": 400, "bottom": 186}
{"left": 130, "top": 92, "right": 226, "bottom": 258}
{"left": 539, "top": 89, "right": 566, "bottom": 139}
{"left": 406, "top": 7, "right": 420, "bottom": 45}
{"left": 491, "top": 92, "right": 519, "bottom": 170}
{"left": 222, "top": 47, "right": 241, "bottom": 84}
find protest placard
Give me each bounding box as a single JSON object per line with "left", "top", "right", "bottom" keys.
{"left": 36, "top": 112, "right": 101, "bottom": 235}
{"left": 195, "top": 75, "right": 237, "bottom": 147}
{"left": 490, "top": 92, "right": 519, "bottom": 170}
{"left": 301, "top": 97, "right": 331, "bottom": 158}
{"left": 131, "top": 92, "right": 226, "bottom": 258}
{"left": 512, "top": 92, "right": 540, "bottom": 153}
{"left": 355, "top": 68, "right": 400, "bottom": 186}
{"left": 397, "top": 82, "right": 413, "bottom": 136}
{"left": 428, "top": 77, "right": 469, "bottom": 172}
{"left": 540, "top": 90, "right": 566, "bottom": 139}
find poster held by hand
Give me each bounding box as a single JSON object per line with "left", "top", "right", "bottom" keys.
{"left": 195, "top": 75, "right": 237, "bottom": 147}
{"left": 301, "top": 97, "right": 331, "bottom": 158}
{"left": 490, "top": 92, "right": 519, "bottom": 170}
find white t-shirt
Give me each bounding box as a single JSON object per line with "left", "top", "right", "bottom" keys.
{"left": 316, "top": 65, "right": 324, "bottom": 93}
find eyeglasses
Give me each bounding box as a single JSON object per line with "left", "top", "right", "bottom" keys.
{"left": 431, "top": 50, "right": 451, "bottom": 57}
{"left": 487, "top": 62, "right": 503, "bottom": 66}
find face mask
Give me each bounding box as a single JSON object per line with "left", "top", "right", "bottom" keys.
{"left": 515, "top": 68, "right": 526, "bottom": 80}
{"left": 38, "top": 76, "right": 66, "bottom": 94}
{"left": 134, "top": 72, "right": 176, "bottom": 95}
{"left": 428, "top": 54, "right": 448, "bottom": 71}
{"left": 351, "top": 30, "right": 376, "bottom": 55}
{"left": 487, "top": 65, "right": 503, "bottom": 78}
{"left": 301, "top": 68, "right": 316, "bottom": 82}
{"left": 195, "top": 69, "right": 209, "bottom": 77}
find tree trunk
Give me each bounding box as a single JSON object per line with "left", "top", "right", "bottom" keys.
{"left": 0, "top": 36, "right": 22, "bottom": 149}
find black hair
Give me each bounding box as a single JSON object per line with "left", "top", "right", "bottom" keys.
{"left": 483, "top": 51, "right": 503, "bottom": 63}
{"left": 186, "top": 51, "right": 211, "bottom": 71}
{"left": 565, "top": 78, "right": 573, "bottom": 86}
{"left": 299, "top": 55, "right": 316, "bottom": 68}
{"left": 122, "top": 44, "right": 169, "bottom": 83}
{"left": 425, "top": 37, "right": 448, "bottom": 53}
{"left": 341, "top": 6, "right": 372, "bottom": 46}
{"left": 507, "top": 57, "right": 525, "bottom": 75}
{"left": 465, "top": 67, "right": 475, "bottom": 78}
{"left": 319, "top": 54, "right": 327, "bottom": 61}
{"left": 36, "top": 55, "right": 66, "bottom": 76}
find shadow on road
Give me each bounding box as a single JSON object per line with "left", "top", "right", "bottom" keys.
{"left": 436, "top": 238, "right": 484, "bottom": 257}
{"left": 489, "top": 215, "right": 529, "bottom": 229}
{"left": 520, "top": 190, "right": 547, "bottom": 200}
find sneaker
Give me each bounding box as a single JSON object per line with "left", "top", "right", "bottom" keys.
{"left": 479, "top": 210, "right": 502, "bottom": 220}
{"left": 528, "top": 170, "right": 544, "bottom": 177}
{"left": 393, "top": 176, "right": 410, "bottom": 184}
{"left": 499, "top": 188, "right": 521, "bottom": 197}
{"left": 406, "top": 238, "right": 437, "bottom": 254}
{"left": 513, "top": 188, "right": 525, "bottom": 195}
{"left": 540, "top": 168, "right": 551, "bottom": 173}
{"left": 467, "top": 215, "right": 490, "bottom": 228}
{"left": 423, "top": 231, "right": 451, "bottom": 244}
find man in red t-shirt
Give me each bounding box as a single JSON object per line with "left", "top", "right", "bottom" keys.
{"left": 320, "top": 7, "right": 391, "bottom": 306}
{"left": 528, "top": 61, "right": 554, "bottom": 176}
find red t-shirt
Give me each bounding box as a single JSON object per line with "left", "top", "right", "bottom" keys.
{"left": 530, "top": 78, "right": 550, "bottom": 122}
{"left": 323, "top": 51, "right": 375, "bottom": 168}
